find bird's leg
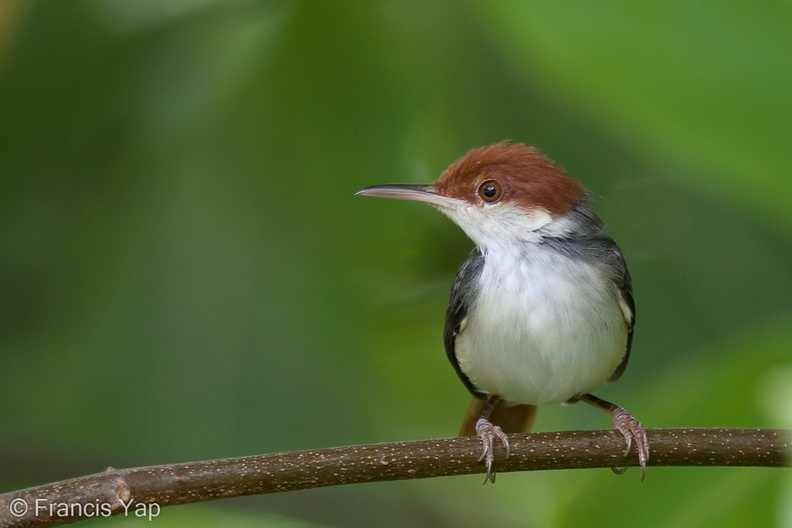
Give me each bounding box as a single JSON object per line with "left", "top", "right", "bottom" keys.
{"left": 475, "top": 395, "right": 510, "bottom": 483}
{"left": 581, "top": 393, "right": 649, "bottom": 480}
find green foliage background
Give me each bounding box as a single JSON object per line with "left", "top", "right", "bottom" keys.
{"left": 1, "top": 1, "right": 790, "bottom": 526}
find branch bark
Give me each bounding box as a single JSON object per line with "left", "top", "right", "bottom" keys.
{"left": 1, "top": 428, "right": 788, "bottom": 528}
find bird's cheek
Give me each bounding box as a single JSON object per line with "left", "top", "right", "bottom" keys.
{"left": 482, "top": 207, "right": 554, "bottom": 241}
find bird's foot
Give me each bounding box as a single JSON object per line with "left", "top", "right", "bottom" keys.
{"left": 475, "top": 418, "right": 510, "bottom": 484}
{"left": 611, "top": 405, "right": 649, "bottom": 481}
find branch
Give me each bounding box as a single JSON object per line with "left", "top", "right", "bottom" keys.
{"left": 1, "top": 428, "right": 788, "bottom": 527}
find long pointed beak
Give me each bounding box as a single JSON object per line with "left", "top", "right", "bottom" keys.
{"left": 356, "top": 184, "right": 459, "bottom": 209}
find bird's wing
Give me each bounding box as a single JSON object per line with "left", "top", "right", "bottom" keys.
{"left": 607, "top": 243, "right": 635, "bottom": 383}
{"left": 443, "top": 247, "right": 488, "bottom": 399}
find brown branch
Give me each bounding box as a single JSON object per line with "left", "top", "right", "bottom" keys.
{"left": 1, "top": 428, "right": 789, "bottom": 527}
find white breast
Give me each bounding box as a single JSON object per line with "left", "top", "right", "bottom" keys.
{"left": 454, "top": 243, "right": 628, "bottom": 405}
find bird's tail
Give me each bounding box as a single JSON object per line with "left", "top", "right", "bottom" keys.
{"left": 458, "top": 397, "right": 537, "bottom": 436}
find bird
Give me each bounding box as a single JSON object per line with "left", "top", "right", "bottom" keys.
{"left": 356, "top": 141, "right": 648, "bottom": 482}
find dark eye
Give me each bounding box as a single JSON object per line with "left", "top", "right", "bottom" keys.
{"left": 478, "top": 179, "right": 503, "bottom": 203}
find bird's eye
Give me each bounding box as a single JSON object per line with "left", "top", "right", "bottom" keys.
{"left": 478, "top": 179, "right": 503, "bottom": 203}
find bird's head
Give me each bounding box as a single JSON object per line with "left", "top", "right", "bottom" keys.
{"left": 356, "top": 142, "right": 586, "bottom": 248}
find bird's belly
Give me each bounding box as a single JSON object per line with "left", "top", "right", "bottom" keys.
{"left": 455, "top": 258, "right": 627, "bottom": 405}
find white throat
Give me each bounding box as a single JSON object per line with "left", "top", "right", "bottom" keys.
{"left": 438, "top": 202, "right": 555, "bottom": 247}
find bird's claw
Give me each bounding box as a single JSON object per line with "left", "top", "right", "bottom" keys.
{"left": 611, "top": 405, "right": 649, "bottom": 481}
{"left": 475, "top": 418, "right": 510, "bottom": 483}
